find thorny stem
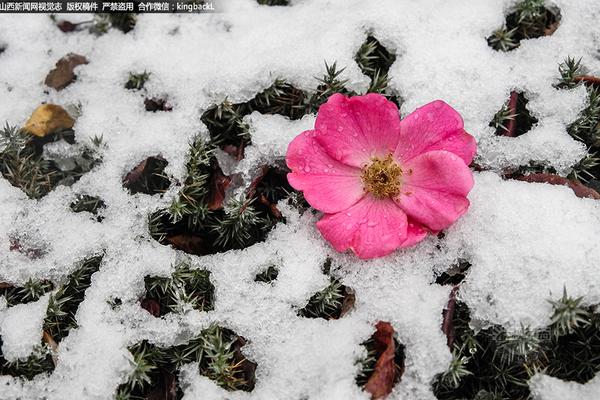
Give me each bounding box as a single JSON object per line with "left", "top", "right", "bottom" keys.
{"left": 574, "top": 75, "right": 600, "bottom": 87}
{"left": 505, "top": 91, "right": 519, "bottom": 137}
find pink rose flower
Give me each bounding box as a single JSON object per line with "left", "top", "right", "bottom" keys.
{"left": 285, "top": 93, "right": 476, "bottom": 259}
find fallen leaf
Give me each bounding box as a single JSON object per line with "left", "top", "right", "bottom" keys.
{"left": 44, "top": 53, "right": 88, "bottom": 91}
{"left": 364, "top": 321, "right": 402, "bottom": 399}
{"left": 123, "top": 156, "right": 170, "bottom": 195}
{"left": 144, "top": 97, "right": 173, "bottom": 112}
{"left": 230, "top": 335, "right": 257, "bottom": 391}
{"left": 145, "top": 372, "right": 178, "bottom": 400}
{"left": 339, "top": 286, "right": 356, "bottom": 318}
{"left": 57, "top": 20, "right": 77, "bottom": 32}
{"left": 42, "top": 330, "right": 59, "bottom": 366}
{"left": 516, "top": 173, "right": 600, "bottom": 200}
{"left": 166, "top": 234, "right": 205, "bottom": 255}
{"left": 544, "top": 21, "right": 560, "bottom": 36}
{"left": 140, "top": 298, "right": 161, "bottom": 317}
{"left": 23, "top": 104, "right": 75, "bottom": 137}
{"left": 442, "top": 285, "right": 459, "bottom": 348}
{"left": 206, "top": 161, "right": 231, "bottom": 210}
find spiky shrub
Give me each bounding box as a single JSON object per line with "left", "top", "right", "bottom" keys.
{"left": 556, "top": 57, "right": 600, "bottom": 182}
{"left": 0, "top": 255, "right": 102, "bottom": 380}
{"left": 0, "top": 124, "right": 102, "bottom": 199}
{"left": 354, "top": 35, "right": 398, "bottom": 100}
{"left": 0, "top": 343, "right": 54, "bottom": 379}
{"left": 70, "top": 194, "right": 106, "bottom": 220}
{"left": 254, "top": 265, "right": 279, "bottom": 283}
{"left": 433, "top": 291, "right": 600, "bottom": 400}
{"left": 0, "top": 279, "right": 54, "bottom": 306}
{"left": 298, "top": 278, "right": 346, "bottom": 319}
{"left": 44, "top": 255, "right": 103, "bottom": 341}
{"left": 91, "top": 13, "right": 137, "bottom": 34}
{"left": 143, "top": 261, "right": 214, "bottom": 316}
{"left": 149, "top": 139, "right": 289, "bottom": 256}
{"left": 125, "top": 71, "right": 150, "bottom": 90}
{"left": 116, "top": 325, "right": 256, "bottom": 398}
{"left": 488, "top": 0, "right": 560, "bottom": 51}
{"left": 489, "top": 92, "right": 538, "bottom": 138}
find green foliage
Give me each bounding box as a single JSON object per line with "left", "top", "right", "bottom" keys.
{"left": 557, "top": 58, "right": 600, "bottom": 182}
{"left": 44, "top": 255, "right": 103, "bottom": 340}
{"left": 91, "top": 13, "right": 136, "bottom": 34}
{"left": 433, "top": 291, "right": 600, "bottom": 400}
{"left": 489, "top": 103, "right": 517, "bottom": 135}
{"left": 209, "top": 197, "right": 271, "bottom": 250}
{"left": 117, "top": 325, "right": 255, "bottom": 398}
{"left": 143, "top": 261, "right": 214, "bottom": 316}
{"left": 0, "top": 278, "right": 54, "bottom": 306}
{"left": 125, "top": 71, "right": 150, "bottom": 91}
{"left": 355, "top": 35, "right": 397, "bottom": 97}
{"left": 556, "top": 57, "right": 584, "bottom": 89}
{"left": 548, "top": 288, "right": 590, "bottom": 337}
{"left": 0, "top": 123, "right": 102, "bottom": 199}
{"left": 488, "top": 0, "right": 559, "bottom": 51}
{"left": 70, "top": 194, "right": 106, "bottom": 220}
{"left": 254, "top": 265, "right": 279, "bottom": 283}
{"left": 488, "top": 28, "right": 518, "bottom": 52}
{"left": 298, "top": 278, "right": 345, "bottom": 319}
{"left": 0, "top": 343, "right": 54, "bottom": 379}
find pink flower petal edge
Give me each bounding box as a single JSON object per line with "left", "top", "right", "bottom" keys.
{"left": 285, "top": 94, "right": 477, "bottom": 259}
{"left": 313, "top": 93, "right": 402, "bottom": 168}
{"left": 316, "top": 196, "right": 408, "bottom": 259}
{"left": 395, "top": 100, "right": 476, "bottom": 165}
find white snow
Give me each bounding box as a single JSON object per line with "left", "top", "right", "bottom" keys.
{"left": 0, "top": 0, "right": 599, "bottom": 399}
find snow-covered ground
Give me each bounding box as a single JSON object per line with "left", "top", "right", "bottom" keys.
{"left": 1, "top": 0, "right": 600, "bottom": 399}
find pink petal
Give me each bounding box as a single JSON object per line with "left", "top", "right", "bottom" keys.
{"left": 395, "top": 100, "right": 476, "bottom": 165}
{"left": 398, "top": 220, "right": 428, "bottom": 248}
{"left": 314, "top": 93, "right": 402, "bottom": 168}
{"left": 286, "top": 130, "right": 365, "bottom": 213}
{"left": 395, "top": 150, "right": 474, "bottom": 231}
{"left": 316, "top": 196, "right": 408, "bottom": 259}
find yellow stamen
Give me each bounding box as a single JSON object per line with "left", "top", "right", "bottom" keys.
{"left": 361, "top": 154, "right": 402, "bottom": 198}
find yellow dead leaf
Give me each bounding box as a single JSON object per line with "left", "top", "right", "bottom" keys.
{"left": 23, "top": 104, "right": 75, "bottom": 137}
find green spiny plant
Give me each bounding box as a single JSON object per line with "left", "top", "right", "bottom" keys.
{"left": 70, "top": 194, "right": 106, "bottom": 220}
{"left": 254, "top": 265, "right": 279, "bottom": 283}
{"left": 43, "top": 255, "right": 103, "bottom": 340}
{"left": 0, "top": 123, "right": 102, "bottom": 199}
{"left": 209, "top": 197, "right": 271, "bottom": 250}
{"left": 125, "top": 71, "right": 150, "bottom": 90}
{"left": 487, "top": 28, "right": 518, "bottom": 52}
{"left": 556, "top": 57, "right": 584, "bottom": 89}
{"left": 143, "top": 261, "right": 214, "bottom": 316}
{"left": 298, "top": 278, "right": 346, "bottom": 319}
{"left": 117, "top": 325, "right": 256, "bottom": 398}
{"left": 91, "top": 13, "right": 136, "bottom": 34}
{"left": 438, "top": 347, "right": 473, "bottom": 390}
{"left": 488, "top": 0, "right": 560, "bottom": 51}
{"left": 548, "top": 288, "right": 590, "bottom": 337}
{"left": 0, "top": 278, "right": 54, "bottom": 306}
{"left": 489, "top": 104, "right": 517, "bottom": 136}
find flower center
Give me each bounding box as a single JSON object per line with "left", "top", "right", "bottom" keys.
{"left": 361, "top": 154, "right": 402, "bottom": 199}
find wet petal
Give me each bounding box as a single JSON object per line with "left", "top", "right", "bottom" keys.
{"left": 395, "top": 150, "right": 473, "bottom": 231}
{"left": 316, "top": 196, "right": 408, "bottom": 259}
{"left": 395, "top": 100, "right": 476, "bottom": 165}
{"left": 286, "top": 130, "right": 364, "bottom": 213}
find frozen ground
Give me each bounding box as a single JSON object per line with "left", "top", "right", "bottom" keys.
{"left": 1, "top": 0, "right": 600, "bottom": 399}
